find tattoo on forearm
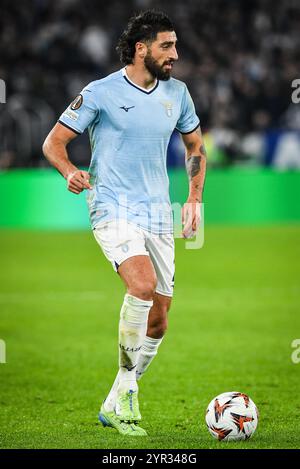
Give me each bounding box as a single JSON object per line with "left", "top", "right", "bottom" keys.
{"left": 186, "top": 156, "right": 201, "bottom": 179}
{"left": 199, "top": 144, "right": 207, "bottom": 157}
{"left": 183, "top": 127, "right": 207, "bottom": 202}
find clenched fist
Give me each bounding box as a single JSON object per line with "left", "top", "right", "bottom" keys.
{"left": 66, "top": 170, "right": 92, "bottom": 194}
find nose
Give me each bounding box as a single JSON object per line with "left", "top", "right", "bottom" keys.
{"left": 168, "top": 46, "right": 178, "bottom": 61}
{"left": 170, "top": 46, "right": 178, "bottom": 61}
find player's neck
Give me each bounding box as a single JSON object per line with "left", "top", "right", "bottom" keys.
{"left": 125, "top": 64, "right": 157, "bottom": 90}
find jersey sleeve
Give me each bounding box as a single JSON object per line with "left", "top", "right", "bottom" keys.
{"left": 58, "top": 85, "right": 99, "bottom": 134}
{"left": 176, "top": 84, "right": 200, "bottom": 134}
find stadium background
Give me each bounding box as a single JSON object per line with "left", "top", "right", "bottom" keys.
{"left": 0, "top": 0, "right": 300, "bottom": 449}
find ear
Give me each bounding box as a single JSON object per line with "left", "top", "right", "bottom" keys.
{"left": 135, "top": 42, "right": 147, "bottom": 59}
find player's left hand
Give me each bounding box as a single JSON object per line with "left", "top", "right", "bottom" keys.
{"left": 182, "top": 198, "right": 201, "bottom": 238}
{"left": 66, "top": 169, "right": 92, "bottom": 194}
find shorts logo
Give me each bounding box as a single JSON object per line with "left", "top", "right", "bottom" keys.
{"left": 70, "top": 94, "right": 83, "bottom": 110}
{"left": 121, "top": 243, "right": 129, "bottom": 253}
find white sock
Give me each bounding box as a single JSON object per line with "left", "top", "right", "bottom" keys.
{"left": 104, "top": 370, "right": 121, "bottom": 412}
{"left": 136, "top": 335, "right": 164, "bottom": 380}
{"left": 104, "top": 335, "right": 163, "bottom": 412}
{"left": 103, "top": 293, "right": 152, "bottom": 412}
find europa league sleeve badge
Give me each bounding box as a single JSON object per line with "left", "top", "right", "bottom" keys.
{"left": 70, "top": 94, "right": 83, "bottom": 110}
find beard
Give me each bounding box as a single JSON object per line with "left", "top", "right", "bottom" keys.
{"left": 144, "top": 49, "right": 173, "bottom": 81}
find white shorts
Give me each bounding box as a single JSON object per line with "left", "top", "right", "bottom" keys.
{"left": 93, "top": 220, "right": 175, "bottom": 297}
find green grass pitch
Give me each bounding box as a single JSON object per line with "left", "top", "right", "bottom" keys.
{"left": 0, "top": 225, "right": 299, "bottom": 449}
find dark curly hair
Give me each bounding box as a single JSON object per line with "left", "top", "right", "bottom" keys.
{"left": 116, "top": 10, "right": 174, "bottom": 65}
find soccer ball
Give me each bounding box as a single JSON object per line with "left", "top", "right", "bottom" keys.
{"left": 205, "top": 391, "right": 259, "bottom": 441}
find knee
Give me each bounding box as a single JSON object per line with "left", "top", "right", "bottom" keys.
{"left": 129, "top": 277, "right": 157, "bottom": 301}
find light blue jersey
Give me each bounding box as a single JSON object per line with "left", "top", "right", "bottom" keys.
{"left": 59, "top": 68, "right": 200, "bottom": 234}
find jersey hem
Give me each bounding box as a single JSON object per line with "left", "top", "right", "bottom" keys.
{"left": 92, "top": 217, "right": 174, "bottom": 235}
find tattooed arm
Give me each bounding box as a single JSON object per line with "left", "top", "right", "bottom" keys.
{"left": 183, "top": 126, "right": 206, "bottom": 203}
{"left": 181, "top": 126, "right": 207, "bottom": 237}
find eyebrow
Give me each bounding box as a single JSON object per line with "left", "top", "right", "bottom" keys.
{"left": 160, "top": 40, "right": 178, "bottom": 46}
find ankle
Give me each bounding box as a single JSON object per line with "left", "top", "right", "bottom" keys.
{"left": 118, "top": 378, "right": 138, "bottom": 394}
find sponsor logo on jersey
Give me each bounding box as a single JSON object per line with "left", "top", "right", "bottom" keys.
{"left": 120, "top": 105, "right": 135, "bottom": 112}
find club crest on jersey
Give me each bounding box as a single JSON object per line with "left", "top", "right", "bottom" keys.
{"left": 70, "top": 94, "right": 83, "bottom": 110}
{"left": 160, "top": 101, "right": 173, "bottom": 117}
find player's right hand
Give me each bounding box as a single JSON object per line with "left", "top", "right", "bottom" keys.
{"left": 66, "top": 170, "right": 92, "bottom": 194}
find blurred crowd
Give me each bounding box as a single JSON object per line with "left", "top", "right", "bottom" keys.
{"left": 0, "top": 0, "right": 300, "bottom": 169}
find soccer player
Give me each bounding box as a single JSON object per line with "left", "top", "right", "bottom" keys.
{"left": 43, "top": 10, "right": 206, "bottom": 436}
